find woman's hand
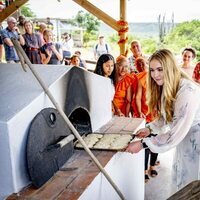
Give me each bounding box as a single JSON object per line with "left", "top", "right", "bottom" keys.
{"left": 50, "top": 44, "right": 56, "bottom": 52}
{"left": 116, "top": 109, "right": 124, "bottom": 117}
{"left": 135, "top": 128, "right": 151, "bottom": 138}
{"left": 125, "top": 141, "right": 143, "bottom": 153}
{"left": 139, "top": 112, "right": 146, "bottom": 119}
{"left": 14, "top": 26, "right": 20, "bottom": 33}
{"left": 45, "top": 49, "right": 52, "bottom": 57}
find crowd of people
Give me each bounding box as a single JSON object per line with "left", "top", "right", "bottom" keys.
{"left": 0, "top": 16, "right": 88, "bottom": 67}
{"left": 0, "top": 13, "right": 200, "bottom": 197}
{"left": 0, "top": 15, "right": 117, "bottom": 69}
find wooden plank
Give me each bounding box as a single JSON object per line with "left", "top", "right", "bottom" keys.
{"left": 95, "top": 116, "right": 144, "bottom": 134}
{"left": 121, "top": 118, "right": 144, "bottom": 132}
{"left": 167, "top": 180, "right": 200, "bottom": 200}
{"left": 64, "top": 57, "right": 97, "bottom": 65}
{"left": 6, "top": 150, "right": 114, "bottom": 200}
{"left": 0, "top": 0, "right": 28, "bottom": 22}
{"left": 73, "top": 0, "right": 119, "bottom": 31}
{"left": 85, "top": 59, "right": 96, "bottom": 64}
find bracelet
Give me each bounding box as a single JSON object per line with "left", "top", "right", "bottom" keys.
{"left": 141, "top": 139, "right": 148, "bottom": 149}
{"left": 146, "top": 126, "right": 153, "bottom": 134}
{"left": 146, "top": 126, "right": 158, "bottom": 137}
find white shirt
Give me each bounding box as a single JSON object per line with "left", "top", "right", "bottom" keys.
{"left": 94, "top": 43, "right": 110, "bottom": 58}
{"left": 144, "top": 78, "right": 200, "bottom": 153}
{"left": 62, "top": 38, "right": 74, "bottom": 51}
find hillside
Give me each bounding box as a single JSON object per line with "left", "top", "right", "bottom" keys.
{"left": 100, "top": 22, "right": 176, "bottom": 38}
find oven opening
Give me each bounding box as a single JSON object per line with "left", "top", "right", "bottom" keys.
{"left": 69, "top": 108, "right": 92, "bottom": 136}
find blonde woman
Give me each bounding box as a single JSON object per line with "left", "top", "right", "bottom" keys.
{"left": 135, "top": 57, "right": 158, "bottom": 182}
{"left": 126, "top": 49, "right": 200, "bottom": 195}
{"left": 40, "top": 29, "right": 63, "bottom": 65}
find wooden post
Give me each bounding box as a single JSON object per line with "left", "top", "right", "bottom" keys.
{"left": 119, "top": 0, "right": 128, "bottom": 56}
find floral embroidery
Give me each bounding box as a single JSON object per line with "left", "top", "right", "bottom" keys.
{"left": 146, "top": 79, "right": 200, "bottom": 193}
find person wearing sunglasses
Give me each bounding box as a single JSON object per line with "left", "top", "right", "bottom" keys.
{"left": 1, "top": 17, "right": 25, "bottom": 63}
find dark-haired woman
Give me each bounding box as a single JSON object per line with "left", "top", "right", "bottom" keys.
{"left": 94, "top": 54, "right": 117, "bottom": 114}
{"left": 179, "top": 47, "right": 196, "bottom": 78}
{"left": 94, "top": 53, "right": 116, "bottom": 83}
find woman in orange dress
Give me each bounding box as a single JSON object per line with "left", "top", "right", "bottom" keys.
{"left": 130, "top": 71, "right": 138, "bottom": 117}
{"left": 113, "top": 55, "right": 135, "bottom": 117}
{"left": 135, "top": 57, "right": 158, "bottom": 183}
{"left": 135, "top": 57, "right": 155, "bottom": 122}
{"left": 193, "top": 62, "right": 200, "bottom": 84}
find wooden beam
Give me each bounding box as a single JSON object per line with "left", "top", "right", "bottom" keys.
{"left": 0, "top": 0, "right": 28, "bottom": 22}
{"left": 73, "top": 0, "right": 119, "bottom": 31}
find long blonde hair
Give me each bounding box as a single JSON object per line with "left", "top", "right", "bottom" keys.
{"left": 147, "top": 49, "right": 189, "bottom": 122}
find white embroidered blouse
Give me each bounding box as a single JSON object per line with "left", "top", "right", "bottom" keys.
{"left": 143, "top": 78, "right": 200, "bottom": 153}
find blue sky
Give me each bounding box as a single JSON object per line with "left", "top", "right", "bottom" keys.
{"left": 28, "top": 0, "right": 200, "bottom": 23}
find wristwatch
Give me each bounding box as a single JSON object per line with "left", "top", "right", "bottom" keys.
{"left": 146, "top": 126, "right": 153, "bottom": 134}
{"left": 141, "top": 139, "right": 148, "bottom": 149}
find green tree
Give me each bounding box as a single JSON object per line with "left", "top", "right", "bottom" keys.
{"left": 141, "top": 38, "right": 158, "bottom": 55}
{"left": 75, "top": 10, "right": 85, "bottom": 28}
{"left": 107, "top": 33, "right": 158, "bottom": 57}
{"left": 20, "top": 4, "right": 36, "bottom": 18}
{"left": 73, "top": 11, "right": 100, "bottom": 45}
{"left": 164, "top": 20, "right": 200, "bottom": 60}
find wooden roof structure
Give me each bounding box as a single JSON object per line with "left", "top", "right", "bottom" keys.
{"left": 0, "top": 0, "right": 28, "bottom": 21}
{"left": 0, "top": 0, "right": 129, "bottom": 55}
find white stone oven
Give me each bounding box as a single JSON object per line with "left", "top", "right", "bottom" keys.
{"left": 0, "top": 64, "right": 144, "bottom": 200}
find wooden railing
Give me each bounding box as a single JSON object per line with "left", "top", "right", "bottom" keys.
{"left": 64, "top": 57, "right": 96, "bottom": 72}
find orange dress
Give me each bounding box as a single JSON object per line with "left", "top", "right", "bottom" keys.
{"left": 193, "top": 62, "right": 200, "bottom": 83}
{"left": 135, "top": 71, "right": 155, "bottom": 122}
{"left": 131, "top": 72, "right": 139, "bottom": 117}
{"left": 113, "top": 74, "right": 134, "bottom": 116}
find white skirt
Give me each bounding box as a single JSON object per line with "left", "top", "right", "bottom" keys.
{"left": 171, "top": 123, "right": 200, "bottom": 194}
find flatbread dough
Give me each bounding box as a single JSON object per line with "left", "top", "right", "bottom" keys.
{"left": 76, "top": 133, "right": 133, "bottom": 150}
{"left": 76, "top": 133, "right": 103, "bottom": 148}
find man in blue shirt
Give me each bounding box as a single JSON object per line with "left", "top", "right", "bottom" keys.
{"left": 1, "top": 17, "right": 25, "bottom": 63}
